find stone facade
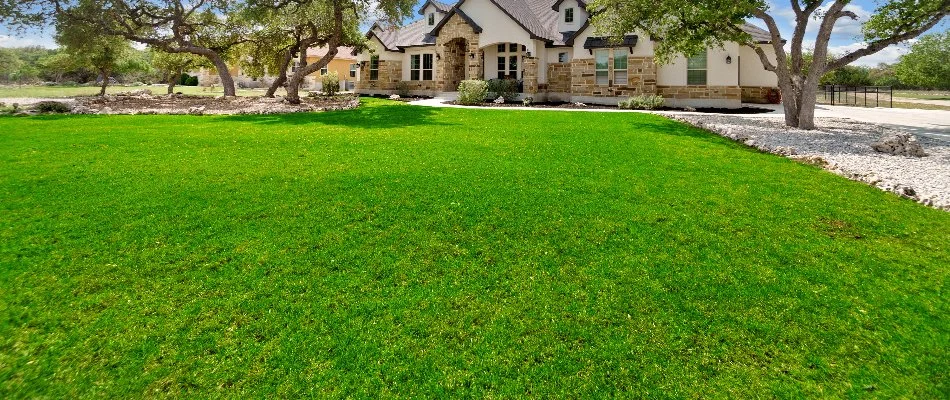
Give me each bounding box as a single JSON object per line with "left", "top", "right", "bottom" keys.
{"left": 402, "top": 80, "right": 441, "bottom": 92}
{"left": 522, "top": 57, "right": 539, "bottom": 94}
{"left": 435, "top": 14, "right": 481, "bottom": 91}
{"left": 657, "top": 85, "right": 741, "bottom": 100}
{"left": 567, "top": 56, "right": 658, "bottom": 97}
{"left": 357, "top": 60, "right": 401, "bottom": 92}
{"left": 546, "top": 62, "right": 571, "bottom": 93}
{"left": 741, "top": 86, "right": 776, "bottom": 104}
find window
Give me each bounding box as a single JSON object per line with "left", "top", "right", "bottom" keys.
{"left": 422, "top": 53, "right": 434, "bottom": 80}
{"left": 291, "top": 61, "right": 300, "bottom": 73}
{"left": 613, "top": 48, "right": 628, "bottom": 85}
{"left": 565, "top": 7, "right": 574, "bottom": 23}
{"left": 320, "top": 66, "right": 328, "bottom": 75}
{"left": 369, "top": 55, "right": 379, "bottom": 80}
{"left": 594, "top": 49, "right": 609, "bottom": 85}
{"left": 410, "top": 54, "right": 421, "bottom": 80}
{"left": 496, "top": 43, "right": 520, "bottom": 79}
{"left": 411, "top": 54, "right": 434, "bottom": 81}
{"left": 350, "top": 63, "right": 357, "bottom": 78}
{"left": 558, "top": 52, "right": 568, "bottom": 63}
{"left": 428, "top": 13, "right": 435, "bottom": 26}
{"left": 687, "top": 51, "right": 707, "bottom": 85}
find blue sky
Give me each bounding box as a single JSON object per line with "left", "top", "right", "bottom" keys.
{"left": 1, "top": 0, "right": 945, "bottom": 66}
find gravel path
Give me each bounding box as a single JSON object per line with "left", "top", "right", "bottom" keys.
{"left": 668, "top": 114, "right": 950, "bottom": 210}
{"left": 0, "top": 97, "right": 77, "bottom": 106}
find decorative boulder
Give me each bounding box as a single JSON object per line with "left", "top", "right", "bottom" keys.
{"left": 188, "top": 106, "right": 206, "bottom": 115}
{"left": 494, "top": 96, "right": 505, "bottom": 104}
{"left": 871, "top": 133, "right": 927, "bottom": 157}
{"left": 389, "top": 94, "right": 401, "bottom": 100}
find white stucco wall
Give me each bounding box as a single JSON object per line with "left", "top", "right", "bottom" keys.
{"left": 570, "top": 29, "right": 654, "bottom": 60}
{"left": 460, "top": 0, "right": 536, "bottom": 53}
{"left": 739, "top": 45, "right": 778, "bottom": 87}
{"left": 556, "top": 0, "right": 588, "bottom": 33}
{"left": 356, "top": 36, "right": 402, "bottom": 62}
{"left": 656, "top": 43, "right": 739, "bottom": 86}
{"left": 422, "top": 5, "right": 445, "bottom": 29}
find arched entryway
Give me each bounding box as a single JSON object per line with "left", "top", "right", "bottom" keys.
{"left": 442, "top": 38, "right": 468, "bottom": 91}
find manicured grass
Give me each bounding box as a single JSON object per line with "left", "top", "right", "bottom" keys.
{"left": 894, "top": 90, "right": 950, "bottom": 101}
{"left": 0, "top": 85, "right": 273, "bottom": 98}
{"left": 1, "top": 99, "right": 947, "bottom": 397}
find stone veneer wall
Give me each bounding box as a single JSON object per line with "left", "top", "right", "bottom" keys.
{"left": 523, "top": 57, "right": 539, "bottom": 94}
{"left": 546, "top": 62, "right": 572, "bottom": 93}
{"left": 741, "top": 86, "right": 776, "bottom": 104}
{"left": 657, "top": 85, "right": 741, "bottom": 100}
{"left": 356, "top": 60, "right": 401, "bottom": 92}
{"left": 435, "top": 14, "right": 481, "bottom": 91}
{"left": 402, "top": 80, "right": 441, "bottom": 92}
{"left": 568, "top": 56, "right": 658, "bottom": 97}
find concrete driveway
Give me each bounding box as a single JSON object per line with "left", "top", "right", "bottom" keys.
{"left": 746, "top": 104, "right": 950, "bottom": 142}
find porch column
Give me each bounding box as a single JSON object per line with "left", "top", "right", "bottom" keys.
{"left": 523, "top": 57, "right": 539, "bottom": 94}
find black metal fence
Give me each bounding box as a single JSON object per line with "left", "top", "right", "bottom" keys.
{"left": 820, "top": 85, "right": 893, "bottom": 108}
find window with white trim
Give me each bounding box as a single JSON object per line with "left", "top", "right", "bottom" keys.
{"left": 410, "top": 54, "right": 434, "bottom": 81}
{"left": 613, "top": 48, "right": 628, "bottom": 85}
{"left": 428, "top": 13, "right": 435, "bottom": 26}
{"left": 369, "top": 55, "right": 379, "bottom": 80}
{"left": 320, "top": 66, "right": 328, "bottom": 75}
{"left": 496, "top": 43, "right": 521, "bottom": 79}
{"left": 687, "top": 51, "right": 707, "bottom": 85}
{"left": 291, "top": 61, "right": 300, "bottom": 72}
{"left": 558, "top": 52, "right": 568, "bottom": 63}
{"left": 594, "top": 49, "right": 609, "bottom": 85}
{"left": 350, "top": 64, "right": 357, "bottom": 78}
{"left": 422, "top": 53, "right": 433, "bottom": 80}
{"left": 565, "top": 7, "right": 574, "bottom": 23}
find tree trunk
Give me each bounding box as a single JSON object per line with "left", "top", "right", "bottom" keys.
{"left": 266, "top": 74, "right": 287, "bottom": 98}
{"left": 796, "top": 79, "right": 820, "bottom": 130}
{"left": 166, "top": 71, "right": 177, "bottom": 94}
{"left": 99, "top": 69, "right": 111, "bottom": 96}
{"left": 285, "top": 73, "right": 305, "bottom": 104}
{"left": 208, "top": 54, "right": 236, "bottom": 97}
{"left": 266, "top": 46, "right": 297, "bottom": 97}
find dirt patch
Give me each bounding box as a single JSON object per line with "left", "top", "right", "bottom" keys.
{"left": 71, "top": 92, "right": 359, "bottom": 115}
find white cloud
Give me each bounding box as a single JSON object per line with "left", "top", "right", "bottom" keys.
{"left": 826, "top": 42, "right": 912, "bottom": 66}
{"left": 0, "top": 34, "right": 57, "bottom": 48}
{"left": 808, "top": 2, "right": 872, "bottom": 38}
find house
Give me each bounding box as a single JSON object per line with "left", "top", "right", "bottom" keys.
{"left": 353, "top": 0, "right": 779, "bottom": 107}
{"left": 198, "top": 46, "right": 359, "bottom": 91}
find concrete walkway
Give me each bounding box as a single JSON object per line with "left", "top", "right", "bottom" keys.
{"left": 408, "top": 97, "right": 950, "bottom": 143}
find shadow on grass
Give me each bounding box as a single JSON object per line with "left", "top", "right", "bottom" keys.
{"left": 222, "top": 100, "right": 453, "bottom": 129}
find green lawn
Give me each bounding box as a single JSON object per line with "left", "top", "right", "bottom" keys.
{"left": 0, "top": 85, "right": 273, "bottom": 98}
{"left": 1, "top": 99, "right": 947, "bottom": 398}
{"left": 894, "top": 90, "right": 950, "bottom": 101}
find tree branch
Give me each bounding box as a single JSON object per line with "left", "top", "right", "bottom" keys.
{"left": 826, "top": 11, "right": 948, "bottom": 70}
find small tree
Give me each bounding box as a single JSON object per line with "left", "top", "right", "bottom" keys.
{"left": 151, "top": 50, "right": 204, "bottom": 94}
{"left": 56, "top": 20, "right": 144, "bottom": 96}
{"left": 895, "top": 32, "right": 950, "bottom": 90}
{"left": 0, "top": 49, "right": 23, "bottom": 83}
{"left": 589, "top": 0, "right": 949, "bottom": 129}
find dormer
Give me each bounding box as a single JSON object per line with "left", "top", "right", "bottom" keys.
{"left": 552, "top": 0, "right": 588, "bottom": 33}
{"left": 418, "top": 0, "right": 451, "bottom": 28}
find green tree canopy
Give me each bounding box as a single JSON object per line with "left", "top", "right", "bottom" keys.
{"left": 895, "top": 32, "right": 950, "bottom": 89}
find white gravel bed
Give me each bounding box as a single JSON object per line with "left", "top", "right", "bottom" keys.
{"left": 667, "top": 114, "right": 950, "bottom": 211}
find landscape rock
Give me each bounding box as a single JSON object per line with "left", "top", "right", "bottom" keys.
{"left": 666, "top": 113, "right": 949, "bottom": 211}
{"left": 389, "top": 94, "right": 401, "bottom": 100}
{"left": 188, "top": 106, "right": 206, "bottom": 115}
{"left": 871, "top": 133, "right": 927, "bottom": 157}
{"left": 494, "top": 96, "right": 505, "bottom": 104}
{"left": 71, "top": 105, "right": 94, "bottom": 114}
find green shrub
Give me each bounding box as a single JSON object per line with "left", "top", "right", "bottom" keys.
{"left": 457, "top": 80, "right": 488, "bottom": 105}
{"left": 522, "top": 96, "right": 533, "bottom": 106}
{"left": 487, "top": 78, "right": 519, "bottom": 101}
{"left": 395, "top": 81, "right": 411, "bottom": 97}
{"left": 618, "top": 94, "right": 665, "bottom": 110}
{"left": 321, "top": 72, "right": 340, "bottom": 96}
{"left": 185, "top": 76, "right": 199, "bottom": 86}
{"left": 34, "top": 101, "right": 72, "bottom": 114}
